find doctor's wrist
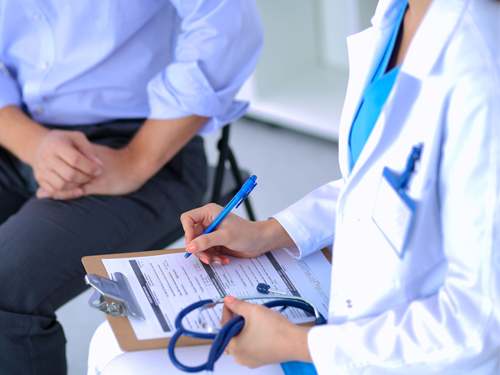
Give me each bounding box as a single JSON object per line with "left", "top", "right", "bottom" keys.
{"left": 286, "top": 325, "right": 313, "bottom": 363}
{"left": 257, "top": 218, "right": 296, "bottom": 254}
{"left": 271, "top": 323, "right": 312, "bottom": 364}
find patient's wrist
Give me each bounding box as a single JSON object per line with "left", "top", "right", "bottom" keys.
{"left": 0, "top": 105, "right": 49, "bottom": 165}
{"left": 121, "top": 143, "right": 162, "bottom": 182}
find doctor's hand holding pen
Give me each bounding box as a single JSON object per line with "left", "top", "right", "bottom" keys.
{"left": 180, "top": 203, "right": 312, "bottom": 367}
{"left": 180, "top": 202, "right": 295, "bottom": 266}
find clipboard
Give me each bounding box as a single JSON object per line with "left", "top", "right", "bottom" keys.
{"left": 82, "top": 247, "right": 332, "bottom": 352}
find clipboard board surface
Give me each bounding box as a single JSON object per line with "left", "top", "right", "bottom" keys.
{"left": 82, "top": 247, "right": 332, "bottom": 352}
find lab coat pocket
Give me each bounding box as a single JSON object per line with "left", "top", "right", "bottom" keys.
{"left": 372, "top": 167, "right": 417, "bottom": 260}
{"left": 331, "top": 172, "right": 444, "bottom": 321}
{"left": 401, "top": 173, "right": 446, "bottom": 299}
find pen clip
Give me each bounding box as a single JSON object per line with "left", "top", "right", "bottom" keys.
{"left": 236, "top": 182, "right": 257, "bottom": 208}
{"left": 397, "top": 143, "right": 423, "bottom": 190}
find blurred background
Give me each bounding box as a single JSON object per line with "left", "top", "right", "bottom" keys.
{"left": 57, "top": 0, "right": 378, "bottom": 373}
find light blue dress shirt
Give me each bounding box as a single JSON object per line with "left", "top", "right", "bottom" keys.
{"left": 0, "top": 0, "right": 264, "bottom": 134}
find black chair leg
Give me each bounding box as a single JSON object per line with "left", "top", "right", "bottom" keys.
{"left": 211, "top": 126, "right": 230, "bottom": 204}
{"left": 227, "top": 148, "right": 256, "bottom": 221}
{"left": 211, "top": 124, "right": 256, "bottom": 221}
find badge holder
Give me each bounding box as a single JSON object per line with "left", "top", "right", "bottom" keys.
{"left": 85, "top": 272, "right": 145, "bottom": 320}
{"left": 372, "top": 145, "right": 422, "bottom": 259}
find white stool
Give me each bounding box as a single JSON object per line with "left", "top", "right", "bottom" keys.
{"left": 87, "top": 321, "right": 284, "bottom": 375}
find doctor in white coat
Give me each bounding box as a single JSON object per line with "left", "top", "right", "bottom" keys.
{"left": 182, "top": 0, "right": 500, "bottom": 373}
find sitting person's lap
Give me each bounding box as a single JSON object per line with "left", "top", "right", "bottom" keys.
{"left": 88, "top": 321, "right": 285, "bottom": 375}
{"left": 0, "top": 120, "right": 207, "bottom": 375}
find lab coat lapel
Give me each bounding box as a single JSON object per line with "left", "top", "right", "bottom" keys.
{"left": 338, "top": 28, "right": 377, "bottom": 179}
{"left": 403, "top": 0, "right": 469, "bottom": 80}
{"left": 341, "top": 0, "right": 469, "bottom": 183}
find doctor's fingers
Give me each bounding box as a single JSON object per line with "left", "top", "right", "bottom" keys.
{"left": 189, "top": 229, "right": 232, "bottom": 254}
{"left": 222, "top": 298, "right": 255, "bottom": 338}
{"left": 221, "top": 301, "right": 234, "bottom": 326}
{"left": 180, "top": 203, "right": 224, "bottom": 243}
{"left": 223, "top": 298, "right": 268, "bottom": 366}
{"left": 192, "top": 248, "right": 229, "bottom": 266}
{"left": 188, "top": 218, "right": 261, "bottom": 255}
{"left": 223, "top": 296, "right": 257, "bottom": 316}
{"left": 182, "top": 223, "right": 206, "bottom": 246}
{"left": 225, "top": 299, "right": 297, "bottom": 369}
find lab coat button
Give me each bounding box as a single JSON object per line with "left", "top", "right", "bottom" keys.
{"left": 346, "top": 299, "right": 353, "bottom": 308}
{"left": 33, "top": 14, "right": 41, "bottom": 20}
{"left": 39, "top": 61, "right": 48, "bottom": 70}
{"left": 35, "top": 106, "right": 44, "bottom": 114}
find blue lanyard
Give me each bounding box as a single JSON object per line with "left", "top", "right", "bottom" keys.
{"left": 349, "top": 1, "right": 408, "bottom": 169}
{"left": 281, "top": 361, "right": 318, "bottom": 375}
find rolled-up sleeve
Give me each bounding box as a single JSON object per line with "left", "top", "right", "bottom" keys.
{"left": 0, "top": 62, "right": 22, "bottom": 110}
{"left": 147, "top": 0, "right": 264, "bottom": 135}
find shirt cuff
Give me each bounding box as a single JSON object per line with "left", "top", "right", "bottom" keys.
{"left": 0, "top": 64, "right": 22, "bottom": 110}
{"left": 271, "top": 180, "right": 342, "bottom": 259}
{"left": 308, "top": 319, "right": 381, "bottom": 374}
{"left": 271, "top": 210, "right": 317, "bottom": 259}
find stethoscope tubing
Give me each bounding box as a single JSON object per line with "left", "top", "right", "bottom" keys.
{"left": 206, "top": 316, "right": 245, "bottom": 371}
{"left": 169, "top": 297, "right": 326, "bottom": 372}
{"left": 197, "top": 295, "right": 324, "bottom": 331}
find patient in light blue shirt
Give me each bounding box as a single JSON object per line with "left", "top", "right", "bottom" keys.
{"left": 0, "top": 0, "right": 262, "bottom": 132}
{"left": 0, "top": 1, "right": 263, "bottom": 374}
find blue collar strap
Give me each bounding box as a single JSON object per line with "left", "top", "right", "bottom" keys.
{"left": 281, "top": 361, "right": 318, "bottom": 375}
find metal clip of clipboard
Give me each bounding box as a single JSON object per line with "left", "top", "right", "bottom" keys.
{"left": 85, "top": 272, "right": 145, "bottom": 320}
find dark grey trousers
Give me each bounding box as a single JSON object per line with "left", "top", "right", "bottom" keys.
{"left": 0, "top": 120, "right": 207, "bottom": 375}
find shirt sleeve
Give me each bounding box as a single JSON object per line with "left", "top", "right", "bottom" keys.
{"left": 308, "top": 66, "right": 500, "bottom": 374}
{"left": 0, "top": 62, "right": 22, "bottom": 110}
{"left": 271, "top": 180, "right": 344, "bottom": 259}
{"left": 147, "top": 0, "right": 264, "bottom": 135}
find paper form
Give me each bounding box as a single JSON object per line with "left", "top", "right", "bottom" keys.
{"left": 102, "top": 249, "right": 331, "bottom": 340}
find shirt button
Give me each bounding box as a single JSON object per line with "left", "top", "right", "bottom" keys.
{"left": 35, "top": 106, "right": 44, "bottom": 114}
{"left": 346, "top": 299, "right": 353, "bottom": 308}
{"left": 33, "top": 13, "right": 41, "bottom": 20}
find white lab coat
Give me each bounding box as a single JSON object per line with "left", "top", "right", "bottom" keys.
{"left": 273, "top": 0, "right": 500, "bottom": 373}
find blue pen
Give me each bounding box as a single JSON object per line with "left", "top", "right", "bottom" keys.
{"left": 184, "top": 175, "right": 257, "bottom": 259}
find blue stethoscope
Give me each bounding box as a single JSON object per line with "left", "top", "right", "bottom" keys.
{"left": 168, "top": 287, "right": 326, "bottom": 373}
